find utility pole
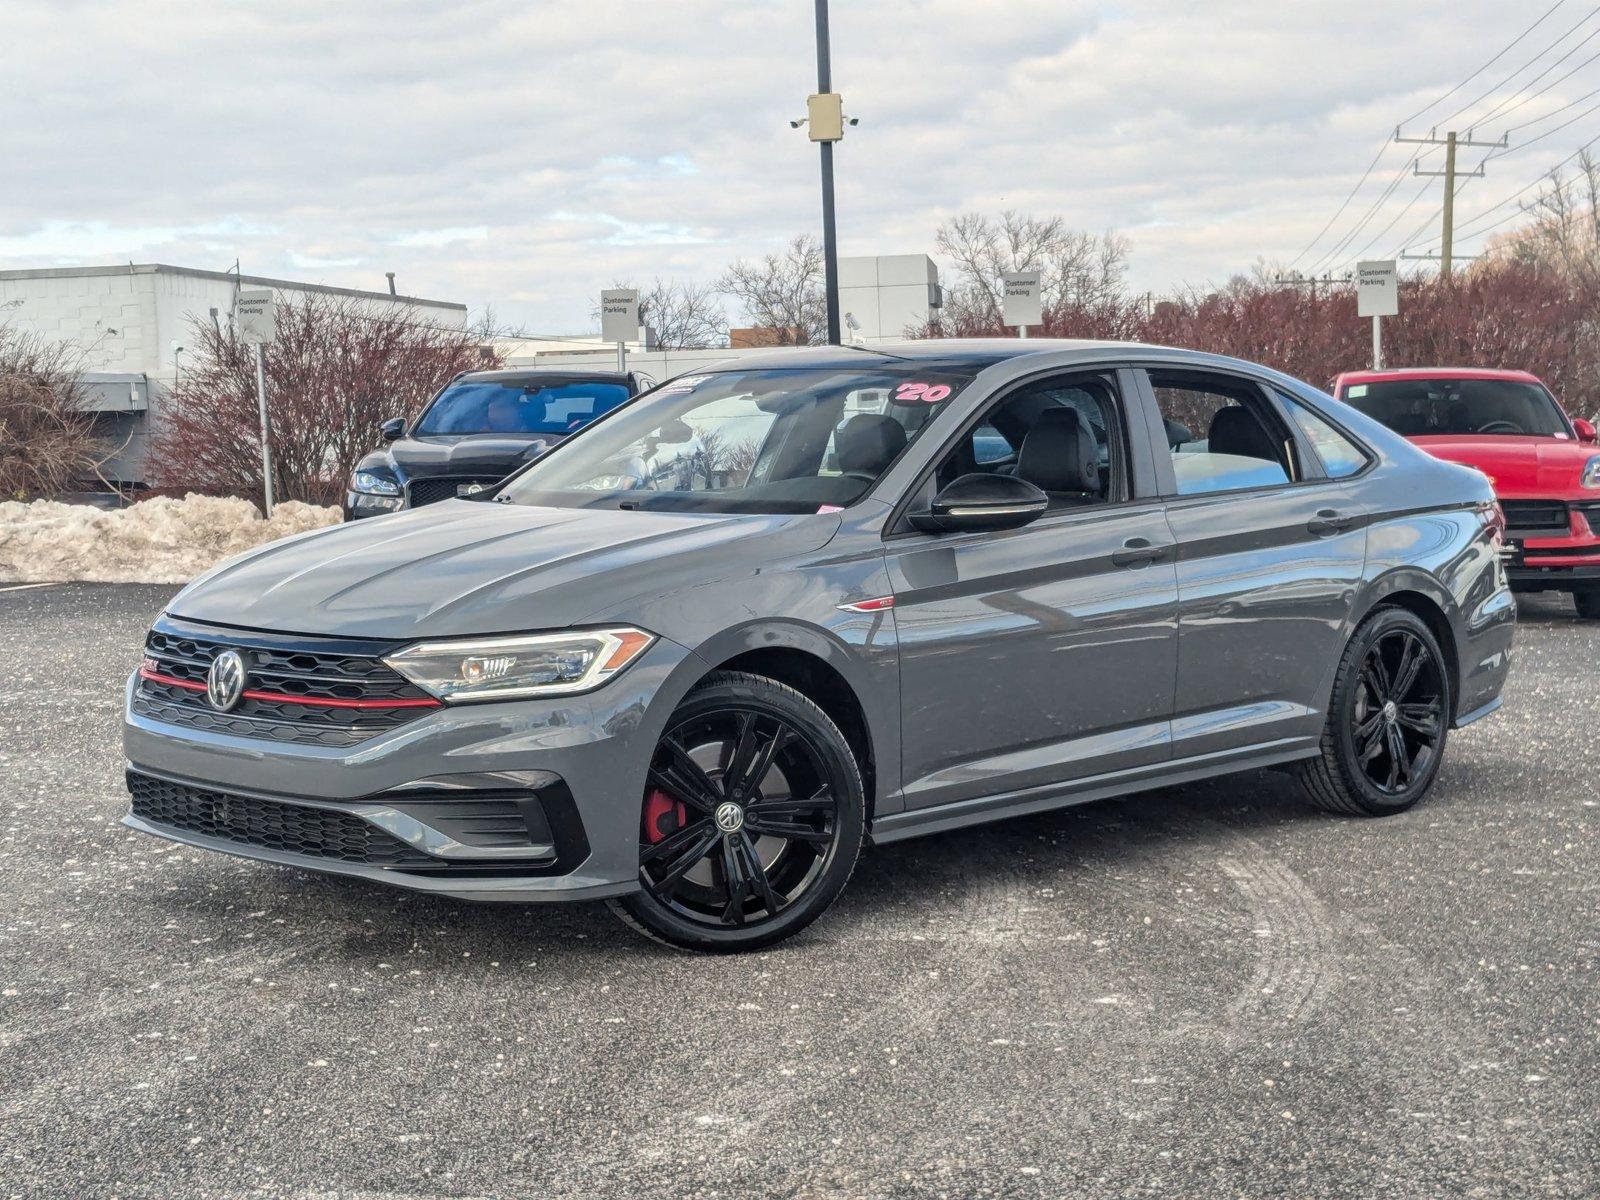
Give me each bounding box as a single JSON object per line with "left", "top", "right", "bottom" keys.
{"left": 1393, "top": 127, "right": 1506, "bottom": 279}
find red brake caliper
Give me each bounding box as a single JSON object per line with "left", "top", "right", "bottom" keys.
{"left": 643, "top": 788, "right": 689, "bottom": 844}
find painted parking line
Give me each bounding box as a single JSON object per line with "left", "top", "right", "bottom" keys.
{"left": 0, "top": 583, "right": 57, "bottom": 593}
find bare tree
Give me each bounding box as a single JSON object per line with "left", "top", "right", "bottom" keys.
{"left": 934, "top": 211, "right": 1130, "bottom": 326}
{"left": 718, "top": 235, "right": 827, "bottom": 345}
{"left": 1494, "top": 150, "right": 1600, "bottom": 300}
{"left": 150, "top": 294, "right": 492, "bottom": 506}
{"left": 598, "top": 278, "right": 727, "bottom": 350}
{"left": 0, "top": 323, "right": 113, "bottom": 499}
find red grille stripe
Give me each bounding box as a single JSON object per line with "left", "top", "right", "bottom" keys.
{"left": 139, "top": 665, "right": 440, "bottom": 710}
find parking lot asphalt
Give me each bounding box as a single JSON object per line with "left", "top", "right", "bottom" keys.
{"left": 0, "top": 582, "right": 1595, "bottom": 1200}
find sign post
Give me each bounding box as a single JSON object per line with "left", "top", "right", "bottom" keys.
{"left": 600, "top": 288, "right": 641, "bottom": 374}
{"left": 1001, "top": 272, "right": 1042, "bottom": 338}
{"left": 236, "top": 289, "right": 278, "bottom": 516}
{"left": 1356, "top": 260, "right": 1399, "bottom": 371}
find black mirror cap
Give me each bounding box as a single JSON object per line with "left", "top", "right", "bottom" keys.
{"left": 909, "top": 472, "right": 1050, "bottom": 534}
{"left": 379, "top": 417, "right": 406, "bottom": 442}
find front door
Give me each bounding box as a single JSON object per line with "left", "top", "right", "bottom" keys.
{"left": 884, "top": 369, "right": 1180, "bottom": 812}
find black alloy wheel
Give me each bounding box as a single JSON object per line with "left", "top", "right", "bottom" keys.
{"left": 610, "top": 671, "right": 864, "bottom": 952}
{"left": 1299, "top": 607, "right": 1450, "bottom": 816}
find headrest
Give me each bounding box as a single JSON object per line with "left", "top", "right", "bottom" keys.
{"left": 1208, "top": 405, "right": 1280, "bottom": 463}
{"left": 1017, "top": 407, "right": 1100, "bottom": 494}
{"left": 835, "top": 413, "right": 907, "bottom": 475}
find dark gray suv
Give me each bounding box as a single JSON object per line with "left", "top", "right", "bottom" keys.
{"left": 124, "top": 341, "right": 1515, "bottom": 951}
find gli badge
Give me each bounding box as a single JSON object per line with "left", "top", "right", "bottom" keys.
{"left": 206, "top": 649, "right": 248, "bottom": 712}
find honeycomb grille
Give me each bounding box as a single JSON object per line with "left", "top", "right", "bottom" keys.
{"left": 137, "top": 625, "right": 433, "bottom": 745}
{"left": 128, "top": 773, "right": 435, "bottom": 866}
{"left": 407, "top": 476, "right": 500, "bottom": 508}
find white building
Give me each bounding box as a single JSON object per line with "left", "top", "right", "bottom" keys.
{"left": 0, "top": 263, "right": 466, "bottom": 484}
{"left": 838, "top": 254, "right": 942, "bottom": 342}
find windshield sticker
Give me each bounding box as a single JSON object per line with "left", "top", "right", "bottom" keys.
{"left": 1347, "top": 384, "right": 1368, "bottom": 398}
{"left": 659, "top": 375, "right": 710, "bottom": 394}
{"left": 892, "top": 382, "right": 954, "bottom": 404}
{"left": 817, "top": 503, "right": 844, "bottom": 514}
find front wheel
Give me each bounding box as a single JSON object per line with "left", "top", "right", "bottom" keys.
{"left": 1573, "top": 589, "right": 1600, "bottom": 620}
{"left": 1298, "top": 607, "right": 1451, "bottom": 816}
{"left": 609, "top": 671, "right": 865, "bottom": 952}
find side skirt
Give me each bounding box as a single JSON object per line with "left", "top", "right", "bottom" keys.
{"left": 869, "top": 737, "right": 1319, "bottom": 846}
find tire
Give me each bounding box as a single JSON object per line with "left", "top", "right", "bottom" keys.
{"left": 1574, "top": 589, "right": 1600, "bottom": 620}
{"left": 1298, "top": 607, "right": 1451, "bottom": 817}
{"left": 609, "top": 671, "right": 866, "bottom": 952}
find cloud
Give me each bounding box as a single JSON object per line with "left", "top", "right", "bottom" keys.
{"left": 1, "top": 0, "right": 1590, "bottom": 328}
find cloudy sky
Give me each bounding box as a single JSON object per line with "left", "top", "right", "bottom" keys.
{"left": 3, "top": 1, "right": 1594, "bottom": 329}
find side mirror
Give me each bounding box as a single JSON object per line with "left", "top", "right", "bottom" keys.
{"left": 379, "top": 417, "right": 406, "bottom": 442}
{"left": 910, "top": 473, "right": 1049, "bottom": 535}
{"left": 1574, "top": 417, "right": 1598, "bottom": 444}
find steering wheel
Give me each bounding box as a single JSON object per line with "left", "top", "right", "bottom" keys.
{"left": 1477, "top": 420, "right": 1523, "bottom": 435}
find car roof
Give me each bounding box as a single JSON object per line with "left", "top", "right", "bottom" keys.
{"left": 1335, "top": 367, "right": 1545, "bottom": 387}
{"left": 707, "top": 338, "right": 1265, "bottom": 374}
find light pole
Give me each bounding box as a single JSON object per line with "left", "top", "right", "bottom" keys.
{"left": 814, "top": 0, "right": 840, "bottom": 346}
{"left": 793, "top": 0, "right": 856, "bottom": 346}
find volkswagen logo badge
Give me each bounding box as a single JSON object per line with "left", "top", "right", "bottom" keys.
{"left": 206, "top": 649, "right": 248, "bottom": 712}
{"left": 714, "top": 801, "right": 745, "bottom": 834}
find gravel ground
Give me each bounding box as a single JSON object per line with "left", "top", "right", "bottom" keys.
{"left": 0, "top": 583, "right": 1595, "bottom": 1200}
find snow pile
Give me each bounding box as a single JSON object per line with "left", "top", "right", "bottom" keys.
{"left": 0, "top": 494, "right": 342, "bottom": 584}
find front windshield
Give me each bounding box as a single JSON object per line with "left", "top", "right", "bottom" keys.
{"left": 414, "top": 378, "right": 632, "bottom": 436}
{"left": 497, "top": 366, "right": 975, "bottom": 514}
{"left": 1345, "top": 378, "right": 1571, "bottom": 438}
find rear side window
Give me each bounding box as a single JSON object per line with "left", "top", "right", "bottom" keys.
{"left": 1148, "top": 372, "right": 1293, "bottom": 496}
{"left": 1283, "top": 397, "right": 1369, "bottom": 478}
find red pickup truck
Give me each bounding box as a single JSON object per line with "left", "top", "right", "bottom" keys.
{"left": 1330, "top": 367, "right": 1600, "bottom": 618}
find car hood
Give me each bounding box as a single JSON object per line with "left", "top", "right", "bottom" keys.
{"left": 386, "top": 434, "right": 558, "bottom": 479}
{"left": 1408, "top": 435, "right": 1598, "bottom": 493}
{"left": 168, "top": 500, "right": 841, "bottom": 640}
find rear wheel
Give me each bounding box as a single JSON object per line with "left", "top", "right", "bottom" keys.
{"left": 1298, "top": 607, "right": 1450, "bottom": 816}
{"left": 1573, "top": 589, "right": 1600, "bottom": 619}
{"left": 609, "top": 671, "right": 865, "bottom": 952}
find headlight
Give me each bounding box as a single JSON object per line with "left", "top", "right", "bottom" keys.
{"left": 383, "top": 628, "right": 655, "bottom": 702}
{"left": 352, "top": 470, "right": 401, "bottom": 496}
{"left": 1582, "top": 455, "right": 1600, "bottom": 489}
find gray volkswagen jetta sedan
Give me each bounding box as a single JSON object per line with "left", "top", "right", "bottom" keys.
{"left": 124, "top": 340, "right": 1515, "bottom": 951}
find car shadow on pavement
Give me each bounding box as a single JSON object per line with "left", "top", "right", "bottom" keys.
{"left": 131, "top": 763, "right": 1346, "bottom": 964}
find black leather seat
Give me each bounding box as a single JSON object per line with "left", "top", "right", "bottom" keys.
{"left": 1015, "top": 407, "right": 1102, "bottom": 506}
{"left": 835, "top": 414, "right": 907, "bottom": 480}
{"left": 1207, "top": 405, "right": 1281, "bottom": 464}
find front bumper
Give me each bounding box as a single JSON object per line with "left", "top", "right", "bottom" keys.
{"left": 121, "top": 636, "right": 697, "bottom": 902}
{"left": 1503, "top": 503, "right": 1600, "bottom": 591}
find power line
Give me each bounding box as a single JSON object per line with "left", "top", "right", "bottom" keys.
{"left": 1285, "top": 1, "right": 1568, "bottom": 270}
{"left": 1455, "top": 9, "right": 1600, "bottom": 130}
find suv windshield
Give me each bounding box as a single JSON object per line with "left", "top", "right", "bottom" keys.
{"left": 498, "top": 366, "right": 974, "bottom": 513}
{"left": 1345, "top": 378, "right": 1571, "bottom": 438}
{"left": 415, "top": 378, "right": 632, "bottom": 437}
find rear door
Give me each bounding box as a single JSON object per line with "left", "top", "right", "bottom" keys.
{"left": 884, "top": 367, "right": 1180, "bottom": 812}
{"left": 1134, "top": 367, "right": 1369, "bottom": 760}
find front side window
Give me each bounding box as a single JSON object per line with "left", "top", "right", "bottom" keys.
{"left": 1343, "top": 378, "right": 1572, "bottom": 438}
{"left": 499, "top": 367, "right": 974, "bottom": 514}
{"left": 1283, "top": 396, "right": 1369, "bottom": 478}
{"left": 1150, "top": 372, "right": 1293, "bottom": 496}
{"left": 415, "top": 378, "right": 632, "bottom": 437}
{"left": 932, "top": 375, "right": 1122, "bottom": 507}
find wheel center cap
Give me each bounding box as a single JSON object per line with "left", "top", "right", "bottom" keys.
{"left": 714, "top": 802, "right": 745, "bottom": 834}
{"left": 1382, "top": 700, "right": 1399, "bottom": 723}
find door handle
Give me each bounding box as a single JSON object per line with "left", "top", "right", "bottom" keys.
{"left": 1112, "top": 537, "right": 1168, "bottom": 568}
{"left": 1308, "top": 509, "right": 1358, "bottom": 537}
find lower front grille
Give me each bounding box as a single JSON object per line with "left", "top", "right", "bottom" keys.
{"left": 128, "top": 772, "right": 435, "bottom": 867}
{"left": 407, "top": 476, "right": 500, "bottom": 508}
{"left": 1501, "top": 499, "right": 1570, "bottom": 535}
